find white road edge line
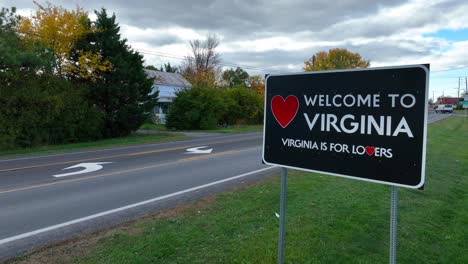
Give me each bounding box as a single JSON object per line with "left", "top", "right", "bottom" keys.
{"left": 0, "top": 166, "right": 276, "bottom": 245}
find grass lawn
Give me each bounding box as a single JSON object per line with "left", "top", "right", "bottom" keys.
{"left": 140, "top": 123, "right": 263, "bottom": 133}
{"left": 139, "top": 123, "right": 168, "bottom": 131}
{"left": 454, "top": 109, "right": 468, "bottom": 114}
{"left": 0, "top": 133, "right": 187, "bottom": 158}
{"left": 13, "top": 117, "right": 467, "bottom": 263}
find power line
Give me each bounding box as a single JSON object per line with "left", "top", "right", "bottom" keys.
{"left": 431, "top": 66, "right": 468, "bottom": 73}
{"left": 14, "top": 29, "right": 289, "bottom": 74}
{"left": 135, "top": 48, "right": 288, "bottom": 74}
{"left": 13, "top": 29, "right": 468, "bottom": 76}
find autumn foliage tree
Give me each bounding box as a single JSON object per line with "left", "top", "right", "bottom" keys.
{"left": 181, "top": 34, "right": 221, "bottom": 87}
{"left": 247, "top": 75, "right": 265, "bottom": 97}
{"left": 18, "top": 1, "right": 111, "bottom": 79}
{"left": 304, "top": 48, "right": 370, "bottom": 71}
{"left": 1, "top": 7, "right": 102, "bottom": 149}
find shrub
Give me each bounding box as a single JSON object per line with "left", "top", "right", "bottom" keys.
{"left": 222, "top": 86, "right": 264, "bottom": 125}
{"left": 0, "top": 76, "right": 103, "bottom": 150}
{"left": 166, "top": 86, "right": 226, "bottom": 130}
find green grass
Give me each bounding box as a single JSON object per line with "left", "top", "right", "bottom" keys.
{"left": 204, "top": 124, "right": 263, "bottom": 133}
{"left": 0, "top": 134, "right": 187, "bottom": 158}
{"left": 140, "top": 123, "right": 263, "bottom": 133}
{"left": 454, "top": 109, "right": 468, "bottom": 114}
{"left": 139, "top": 123, "right": 168, "bottom": 131}
{"left": 15, "top": 117, "right": 468, "bottom": 263}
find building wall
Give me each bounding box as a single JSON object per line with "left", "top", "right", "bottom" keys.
{"left": 152, "top": 85, "right": 185, "bottom": 124}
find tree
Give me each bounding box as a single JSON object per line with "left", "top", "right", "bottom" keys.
{"left": 1, "top": 7, "right": 103, "bottom": 149}
{"left": 0, "top": 6, "right": 18, "bottom": 30}
{"left": 144, "top": 65, "right": 159, "bottom": 71}
{"left": 247, "top": 75, "right": 265, "bottom": 97}
{"left": 181, "top": 34, "right": 221, "bottom": 87}
{"left": 145, "top": 63, "right": 177, "bottom": 72}
{"left": 304, "top": 48, "right": 370, "bottom": 71}
{"left": 18, "top": 1, "right": 111, "bottom": 79}
{"left": 162, "top": 62, "right": 177, "bottom": 73}
{"left": 1, "top": 7, "right": 53, "bottom": 79}
{"left": 79, "top": 9, "right": 157, "bottom": 137}
{"left": 222, "top": 67, "right": 249, "bottom": 88}
{"left": 221, "top": 86, "right": 263, "bottom": 125}
{"left": 166, "top": 86, "right": 226, "bottom": 130}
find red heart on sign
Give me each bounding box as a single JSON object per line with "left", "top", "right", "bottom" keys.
{"left": 365, "top": 146, "right": 375, "bottom": 156}
{"left": 271, "top": 95, "right": 299, "bottom": 128}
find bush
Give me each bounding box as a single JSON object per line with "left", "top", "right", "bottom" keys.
{"left": 0, "top": 76, "right": 103, "bottom": 150}
{"left": 0, "top": 9, "right": 104, "bottom": 150}
{"left": 221, "top": 85, "right": 263, "bottom": 125}
{"left": 165, "top": 85, "right": 264, "bottom": 131}
{"left": 165, "top": 86, "right": 226, "bottom": 130}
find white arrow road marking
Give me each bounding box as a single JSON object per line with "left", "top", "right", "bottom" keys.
{"left": 185, "top": 146, "right": 213, "bottom": 154}
{"left": 53, "top": 162, "right": 113, "bottom": 178}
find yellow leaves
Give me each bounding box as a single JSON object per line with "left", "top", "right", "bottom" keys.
{"left": 304, "top": 48, "right": 370, "bottom": 72}
{"left": 18, "top": 1, "right": 111, "bottom": 80}
{"left": 18, "top": 1, "right": 87, "bottom": 55}
{"left": 248, "top": 76, "right": 265, "bottom": 97}
{"left": 63, "top": 51, "right": 112, "bottom": 82}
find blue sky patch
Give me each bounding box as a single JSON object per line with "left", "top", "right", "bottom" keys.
{"left": 425, "top": 28, "right": 468, "bottom": 41}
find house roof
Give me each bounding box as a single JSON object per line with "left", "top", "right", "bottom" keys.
{"left": 144, "top": 69, "right": 192, "bottom": 88}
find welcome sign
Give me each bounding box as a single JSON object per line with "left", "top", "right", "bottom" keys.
{"left": 262, "top": 65, "right": 429, "bottom": 189}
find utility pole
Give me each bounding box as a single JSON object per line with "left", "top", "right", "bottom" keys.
{"left": 458, "top": 77, "right": 461, "bottom": 98}
{"left": 465, "top": 76, "right": 468, "bottom": 95}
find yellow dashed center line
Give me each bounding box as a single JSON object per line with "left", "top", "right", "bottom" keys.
{"left": 0, "top": 147, "right": 260, "bottom": 195}
{"left": 0, "top": 136, "right": 261, "bottom": 173}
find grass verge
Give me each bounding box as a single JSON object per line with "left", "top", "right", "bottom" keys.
{"left": 454, "top": 109, "right": 468, "bottom": 114}
{"left": 0, "top": 134, "right": 188, "bottom": 158}
{"left": 12, "top": 117, "right": 468, "bottom": 263}
{"left": 140, "top": 123, "right": 263, "bottom": 133}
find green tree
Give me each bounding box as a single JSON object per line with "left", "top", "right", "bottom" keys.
{"left": 1, "top": 7, "right": 53, "bottom": 80}
{"left": 166, "top": 86, "right": 226, "bottom": 130}
{"left": 222, "top": 67, "right": 249, "bottom": 88}
{"left": 1, "top": 7, "right": 102, "bottom": 149}
{"left": 145, "top": 65, "right": 159, "bottom": 71}
{"left": 221, "top": 86, "right": 263, "bottom": 125}
{"left": 304, "top": 48, "right": 370, "bottom": 71}
{"left": 79, "top": 9, "right": 157, "bottom": 137}
{"left": 163, "top": 62, "right": 177, "bottom": 73}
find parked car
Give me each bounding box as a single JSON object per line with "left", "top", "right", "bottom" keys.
{"left": 434, "top": 104, "right": 453, "bottom": 113}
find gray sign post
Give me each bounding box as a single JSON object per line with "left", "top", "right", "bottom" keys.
{"left": 277, "top": 167, "right": 287, "bottom": 264}
{"left": 389, "top": 186, "right": 398, "bottom": 264}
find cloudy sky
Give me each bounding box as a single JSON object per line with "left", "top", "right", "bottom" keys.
{"left": 5, "top": 0, "right": 468, "bottom": 98}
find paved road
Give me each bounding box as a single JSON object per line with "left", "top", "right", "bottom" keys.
{"left": 0, "top": 112, "right": 450, "bottom": 261}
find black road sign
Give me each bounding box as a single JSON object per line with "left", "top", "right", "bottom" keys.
{"left": 262, "top": 65, "right": 429, "bottom": 189}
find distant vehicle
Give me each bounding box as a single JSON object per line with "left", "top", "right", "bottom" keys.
{"left": 434, "top": 104, "right": 453, "bottom": 113}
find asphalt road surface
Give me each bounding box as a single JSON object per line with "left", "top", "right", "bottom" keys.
{"left": 0, "top": 112, "right": 450, "bottom": 261}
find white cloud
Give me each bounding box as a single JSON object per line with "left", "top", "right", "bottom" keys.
{"left": 5, "top": 0, "right": 468, "bottom": 96}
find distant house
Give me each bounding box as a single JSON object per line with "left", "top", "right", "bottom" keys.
{"left": 145, "top": 69, "right": 192, "bottom": 124}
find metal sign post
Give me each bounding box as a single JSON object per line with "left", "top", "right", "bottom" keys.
{"left": 278, "top": 167, "right": 287, "bottom": 264}
{"left": 389, "top": 186, "right": 399, "bottom": 264}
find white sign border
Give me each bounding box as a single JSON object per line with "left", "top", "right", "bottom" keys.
{"left": 262, "top": 64, "right": 429, "bottom": 189}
